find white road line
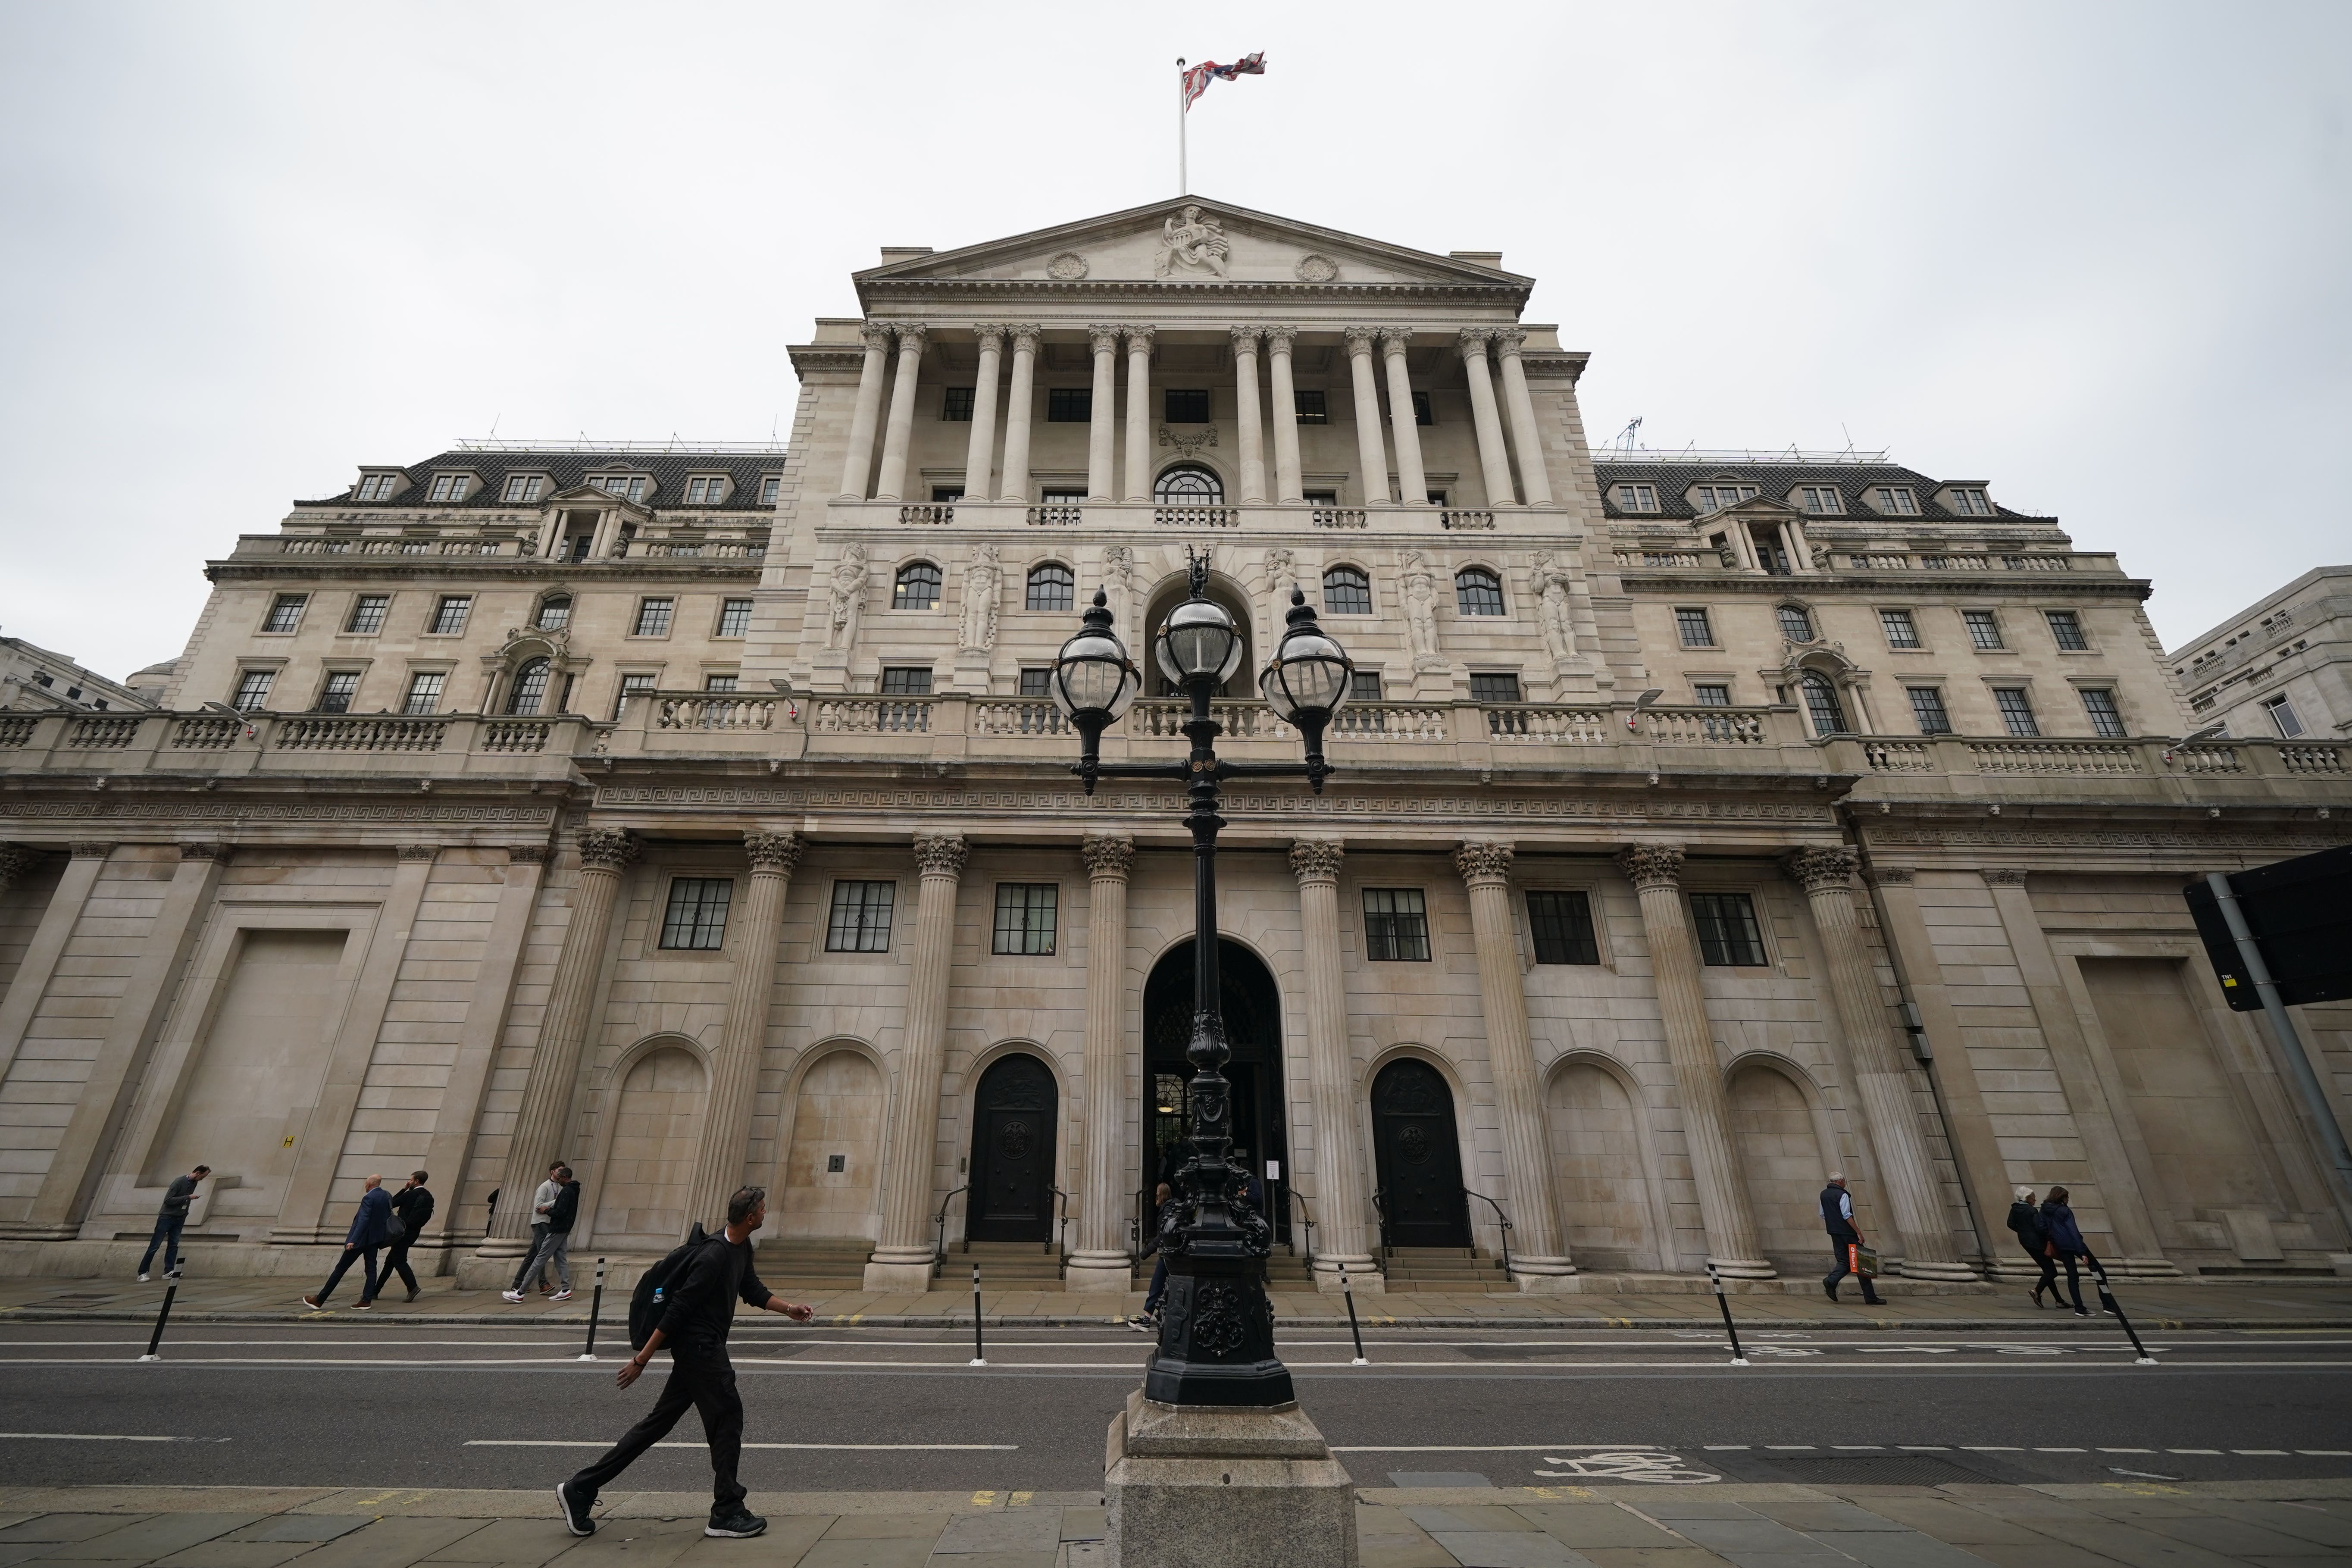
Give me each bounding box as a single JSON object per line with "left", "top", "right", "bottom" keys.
{"left": 2035, "top": 1447, "right": 2087, "bottom": 1452}
{"left": 2233, "top": 1449, "right": 2290, "bottom": 1455}
{"left": 1898, "top": 1446, "right": 1950, "bottom": 1451}
{"left": 2299, "top": 1450, "right": 2352, "bottom": 1456}
{"left": 1327, "top": 1445, "right": 1662, "bottom": 1453}
{"left": 2097, "top": 1448, "right": 2156, "bottom": 1453}
{"left": 2169, "top": 1449, "right": 2223, "bottom": 1454}
{"left": 0, "top": 1432, "right": 220, "bottom": 1442}
{"left": 1963, "top": 1446, "right": 2023, "bottom": 1452}
{"left": 463, "top": 1440, "right": 1016, "bottom": 1451}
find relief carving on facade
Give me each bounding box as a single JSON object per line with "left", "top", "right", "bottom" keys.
{"left": 578, "top": 826, "right": 641, "bottom": 873}
{"left": 1784, "top": 845, "right": 1860, "bottom": 892}
{"left": 826, "top": 543, "right": 869, "bottom": 652}
{"left": 1153, "top": 204, "right": 1231, "bottom": 279}
{"left": 1399, "top": 549, "right": 1446, "bottom": 671}
{"left": 1101, "top": 544, "right": 1138, "bottom": 632}
{"left": 744, "top": 831, "right": 804, "bottom": 877}
{"left": 507, "top": 843, "right": 553, "bottom": 864}
{"left": 1615, "top": 843, "right": 1685, "bottom": 890}
{"left": 176, "top": 841, "right": 233, "bottom": 863}
{"left": 1080, "top": 832, "right": 1135, "bottom": 879}
{"left": 961, "top": 542, "right": 1002, "bottom": 653}
{"left": 1294, "top": 253, "right": 1339, "bottom": 283}
{"left": 1453, "top": 839, "right": 1515, "bottom": 886}
{"left": 394, "top": 844, "right": 441, "bottom": 862}
{"left": 0, "top": 843, "right": 38, "bottom": 889}
{"left": 1046, "top": 251, "right": 1089, "bottom": 280}
{"left": 1289, "top": 838, "right": 1345, "bottom": 883}
{"left": 1263, "top": 547, "right": 1296, "bottom": 601}
{"left": 912, "top": 832, "right": 970, "bottom": 878}
{"left": 1157, "top": 423, "right": 1219, "bottom": 459}
{"left": 1531, "top": 548, "right": 1579, "bottom": 668}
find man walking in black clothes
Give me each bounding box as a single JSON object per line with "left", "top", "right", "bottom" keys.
{"left": 556, "top": 1186, "right": 813, "bottom": 1541}
{"left": 382, "top": 1171, "right": 435, "bottom": 1304}
{"left": 138, "top": 1164, "right": 208, "bottom": 1282}
{"left": 1820, "top": 1171, "right": 1884, "bottom": 1306}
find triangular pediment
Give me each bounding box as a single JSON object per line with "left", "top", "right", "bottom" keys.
{"left": 855, "top": 197, "right": 1532, "bottom": 296}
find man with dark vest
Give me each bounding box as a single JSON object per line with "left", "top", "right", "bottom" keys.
{"left": 1820, "top": 1172, "right": 1883, "bottom": 1306}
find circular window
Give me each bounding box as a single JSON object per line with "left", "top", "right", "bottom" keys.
{"left": 1153, "top": 463, "right": 1224, "bottom": 506}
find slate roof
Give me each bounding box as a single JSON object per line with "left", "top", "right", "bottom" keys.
{"left": 1593, "top": 460, "right": 2048, "bottom": 524}
{"left": 297, "top": 448, "right": 786, "bottom": 510}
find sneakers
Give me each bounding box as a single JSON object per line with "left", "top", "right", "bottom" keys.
{"left": 405, "top": 1288, "right": 420, "bottom": 1303}
{"left": 550, "top": 1289, "right": 574, "bottom": 1302}
{"left": 353, "top": 1300, "right": 373, "bottom": 1311}
{"left": 705, "top": 1507, "right": 766, "bottom": 1539}
{"left": 501, "top": 1290, "right": 525, "bottom": 1303}
{"left": 556, "top": 1481, "right": 596, "bottom": 1537}
{"left": 137, "top": 1273, "right": 150, "bottom": 1283}
{"left": 1126, "top": 1314, "right": 1156, "bottom": 1333}
{"left": 164, "top": 1268, "right": 182, "bottom": 1280}
{"left": 300, "top": 1294, "right": 323, "bottom": 1309}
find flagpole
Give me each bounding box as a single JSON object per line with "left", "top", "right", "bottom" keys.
{"left": 1175, "top": 57, "right": 1187, "bottom": 194}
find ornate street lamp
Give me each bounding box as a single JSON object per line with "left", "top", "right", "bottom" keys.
{"left": 1053, "top": 551, "right": 1350, "bottom": 1406}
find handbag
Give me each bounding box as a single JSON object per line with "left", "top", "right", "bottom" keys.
{"left": 1851, "top": 1243, "right": 1880, "bottom": 1277}
{"left": 385, "top": 1210, "right": 407, "bottom": 1243}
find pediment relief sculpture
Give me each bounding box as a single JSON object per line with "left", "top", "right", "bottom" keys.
{"left": 1154, "top": 205, "right": 1231, "bottom": 280}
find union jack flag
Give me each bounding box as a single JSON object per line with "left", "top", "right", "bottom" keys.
{"left": 1182, "top": 53, "right": 1266, "bottom": 112}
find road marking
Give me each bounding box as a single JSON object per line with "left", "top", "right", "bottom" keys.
{"left": 1701, "top": 1445, "right": 1748, "bottom": 1451}
{"left": 1534, "top": 1453, "right": 1720, "bottom": 1485}
{"left": 2098, "top": 1448, "right": 2156, "bottom": 1453}
{"left": 0, "top": 1432, "right": 224, "bottom": 1443}
{"left": 463, "top": 1440, "right": 1017, "bottom": 1450}
{"left": 2299, "top": 1450, "right": 2352, "bottom": 1456}
{"left": 1898, "top": 1446, "right": 1950, "bottom": 1452}
{"left": 2233, "top": 1449, "right": 2289, "bottom": 1455}
{"left": 2169, "top": 1449, "right": 2223, "bottom": 1455}
{"left": 2035, "top": 1447, "right": 2087, "bottom": 1452}
{"left": 1765, "top": 1445, "right": 1816, "bottom": 1451}
{"left": 1963, "top": 1446, "right": 2023, "bottom": 1452}
{"left": 1330, "top": 1444, "right": 1662, "bottom": 1452}
{"left": 1832, "top": 1445, "right": 1884, "bottom": 1451}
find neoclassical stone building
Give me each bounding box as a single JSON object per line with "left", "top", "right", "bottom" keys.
{"left": 2, "top": 198, "right": 2347, "bottom": 1293}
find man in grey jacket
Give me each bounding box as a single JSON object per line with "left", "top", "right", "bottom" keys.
{"left": 138, "top": 1165, "right": 209, "bottom": 1282}
{"left": 504, "top": 1165, "right": 579, "bottom": 1303}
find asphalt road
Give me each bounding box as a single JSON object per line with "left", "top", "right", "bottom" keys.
{"left": 2, "top": 1323, "right": 2347, "bottom": 1494}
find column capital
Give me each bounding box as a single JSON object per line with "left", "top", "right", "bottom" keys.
{"left": 69, "top": 841, "right": 116, "bottom": 860}
{"left": 1457, "top": 325, "right": 1496, "bottom": 357}
{"left": 1615, "top": 843, "right": 1684, "bottom": 890}
{"left": 745, "top": 831, "right": 804, "bottom": 876}
{"left": 1228, "top": 324, "right": 1263, "bottom": 353}
{"left": 1006, "top": 323, "right": 1044, "bottom": 353}
{"left": 972, "top": 324, "right": 1005, "bottom": 351}
{"left": 578, "top": 827, "right": 641, "bottom": 873}
{"left": 1981, "top": 868, "right": 2030, "bottom": 888}
{"left": 1088, "top": 325, "right": 1124, "bottom": 354}
{"left": 1863, "top": 863, "right": 1914, "bottom": 886}
{"left": 395, "top": 844, "right": 442, "bottom": 863}
{"left": 1262, "top": 325, "right": 1299, "bottom": 353}
{"left": 1080, "top": 833, "right": 1136, "bottom": 880}
{"left": 1783, "top": 845, "right": 1860, "bottom": 894}
{"left": 1491, "top": 326, "right": 1527, "bottom": 357}
{"left": 1379, "top": 328, "right": 1414, "bottom": 355}
{"left": 1289, "top": 838, "right": 1345, "bottom": 884}
{"left": 891, "top": 322, "right": 928, "bottom": 354}
{"left": 1123, "top": 325, "right": 1156, "bottom": 354}
{"left": 0, "top": 843, "right": 38, "bottom": 886}
{"left": 1341, "top": 326, "right": 1381, "bottom": 356}
{"left": 859, "top": 322, "right": 895, "bottom": 353}
{"left": 1453, "top": 839, "right": 1515, "bottom": 886}
{"left": 176, "top": 841, "right": 234, "bottom": 864}
{"left": 508, "top": 843, "right": 553, "bottom": 864}
{"left": 913, "top": 833, "right": 969, "bottom": 878}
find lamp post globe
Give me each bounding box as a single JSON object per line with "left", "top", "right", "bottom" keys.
{"left": 1259, "top": 588, "right": 1352, "bottom": 792}
{"left": 1050, "top": 591, "right": 1140, "bottom": 792}
{"left": 1154, "top": 594, "right": 1244, "bottom": 690}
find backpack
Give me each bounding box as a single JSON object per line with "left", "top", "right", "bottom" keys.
{"left": 628, "top": 1223, "right": 711, "bottom": 1352}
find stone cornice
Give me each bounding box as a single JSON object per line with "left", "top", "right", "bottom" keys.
{"left": 856, "top": 279, "right": 1533, "bottom": 304}
{"left": 1610, "top": 570, "right": 2152, "bottom": 601}
{"left": 206, "top": 559, "right": 764, "bottom": 585}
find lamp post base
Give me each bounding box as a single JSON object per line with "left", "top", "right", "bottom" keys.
{"left": 1105, "top": 1389, "right": 1357, "bottom": 1568}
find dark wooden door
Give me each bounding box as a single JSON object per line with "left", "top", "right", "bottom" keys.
{"left": 968, "top": 1054, "right": 1056, "bottom": 1243}
{"left": 1370, "top": 1059, "right": 1470, "bottom": 1248}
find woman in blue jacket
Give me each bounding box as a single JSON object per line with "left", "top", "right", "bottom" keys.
{"left": 2038, "top": 1186, "right": 2093, "bottom": 1316}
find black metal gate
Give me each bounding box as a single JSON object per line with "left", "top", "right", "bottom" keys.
{"left": 1370, "top": 1058, "right": 1470, "bottom": 1248}
{"left": 968, "top": 1053, "right": 1056, "bottom": 1243}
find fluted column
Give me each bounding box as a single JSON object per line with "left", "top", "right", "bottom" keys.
{"left": 873, "top": 323, "right": 929, "bottom": 503}
{"left": 1788, "top": 848, "right": 1974, "bottom": 1280}
{"left": 1291, "top": 840, "right": 1379, "bottom": 1289}
{"left": 1342, "top": 328, "right": 1392, "bottom": 507}
{"left": 963, "top": 327, "right": 1004, "bottom": 501}
{"left": 1491, "top": 327, "right": 1553, "bottom": 507}
{"left": 683, "top": 832, "right": 801, "bottom": 1238}
{"left": 1454, "top": 842, "right": 1576, "bottom": 1287}
{"left": 998, "top": 325, "right": 1040, "bottom": 502}
{"left": 1380, "top": 331, "right": 1430, "bottom": 506}
{"left": 1458, "top": 329, "right": 1518, "bottom": 508}
{"left": 836, "top": 322, "right": 894, "bottom": 499}
{"left": 1122, "top": 329, "right": 1155, "bottom": 504}
{"left": 1229, "top": 326, "right": 1267, "bottom": 504}
{"left": 866, "top": 833, "right": 969, "bottom": 1290}
{"left": 1087, "top": 326, "right": 1120, "bottom": 502}
{"left": 480, "top": 828, "right": 639, "bottom": 1253}
{"left": 1617, "top": 845, "right": 1772, "bottom": 1277}
{"left": 1265, "top": 326, "right": 1304, "bottom": 504}
{"left": 1069, "top": 835, "right": 1137, "bottom": 1292}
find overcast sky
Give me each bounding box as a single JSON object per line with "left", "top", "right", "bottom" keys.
{"left": 3, "top": 2, "right": 2345, "bottom": 681}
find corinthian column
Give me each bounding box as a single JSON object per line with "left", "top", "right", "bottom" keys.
{"left": 866, "top": 833, "right": 969, "bottom": 1291}
{"left": 1068, "top": 834, "right": 1137, "bottom": 1293}
{"left": 998, "top": 325, "right": 1040, "bottom": 502}
{"left": 1342, "top": 328, "right": 1392, "bottom": 507}
{"left": 1291, "top": 840, "right": 1379, "bottom": 1289}
{"left": 683, "top": 832, "right": 801, "bottom": 1237}
{"left": 1381, "top": 331, "right": 1430, "bottom": 506}
{"left": 480, "top": 828, "right": 639, "bottom": 1254}
{"left": 1122, "top": 329, "right": 1155, "bottom": 504}
{"left": 1087, "top": 326, "right": 1121, "bottom": 502}
{"left": 1617, "top": 845, "right": 1770, "bottom": 1276}
{"left": 1230, "top": 326, "right": 1267, "bottom": 504}
{"left": 1265, "top": 326, "right": 1304, "bottom": 504}
{"left": 1458, "top": 329, "right": 1518, "bottom": 508}
{"left": 1454, "top": 842, "right": 1576, "bottom": 1288}
{"left": 1786, "top": 848, "right": 1974, "bottom": 1280}
{"left": 837, "top": 322, "right": 893, "bottom": 499}
{"left": 963, "top": 326, "right": 1004, "bottom": 501}
{"left": 1491, "top": 328, "right": 1553, "bottom": 506}
{"left": 874, "top": 324, "right": 929, "bottom": 503}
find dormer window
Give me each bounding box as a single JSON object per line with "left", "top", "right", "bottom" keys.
{"left": 1947, "top": 486, "right": 1992, "bottom": 516}
{"left": 1797, "top": 485, "right": 1844, "bottom": 515}
{"left": 593, "top": 474, "right": 649, "bottom": 502}
{"left": 427, "top": 473, "right": 472, "bottom": 503}
{"left": 1694, "top": 484, "right": 1757, "bottom": 511}
{"left": 1614, "top": 484, "right": 1658, "bottom": 512}
{"left": 503, "top": 474, "right": 547, "bottom": 503}
{"left": 1874, "top": 486, "right": 1920, "bottom": 515}
{"left": 684, "top": 476, "right": 729, "bottom": 504}
{"left": 759, "top": 476, "right": 781, "bottom": 504}
{"left": 354, "top": 473, "right": 399, "bottom": 501}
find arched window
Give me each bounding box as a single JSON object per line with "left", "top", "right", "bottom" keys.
{"left": 535, "top": 595, "right": 572, "bottom": 632}
{"left": 1776, "top": 604, "right": 1814, "bottom": 642}
{"left": 1322, "top": 565, "right": 1372, "bottom": 616}
{"left": 507, "top": 657, "right": 552, "bottom": 716}
{"left": 1025, "top": 562, "right": 1074, "bottom": 612}
{"left": 1454, "top": 566, "right": 1505, "bottom": 617}
{"left": 892, "top": 561, "right": 942, "bottom": 610}
{"left": 1800, "top": 670, "right": 1848, "bottom": 735}
{"left": 1153, "top": 463, "right": 1223, "bottom": 505}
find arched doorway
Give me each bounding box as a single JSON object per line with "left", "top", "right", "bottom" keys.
{"left": 778, "top": 1048, "right": 885, "bottom": 1240}
{"left": 1143, "top": 938, "right": 1288, "bottom": 1243}
{"left": 1140, "top": 575, "right": 1254, "bottom": 698}
{"left": 967, "top": 1053, "right": 1057, "bottom": 1243}
{"left": 1726, "top": 1061, "right": 1831, "bottom": 1266}
{"left": 1370, "top": 1059, "right": 1470, "bottom": 1247}
{"left": 591, "top": 1045, "right": 707, "bottom": 1249}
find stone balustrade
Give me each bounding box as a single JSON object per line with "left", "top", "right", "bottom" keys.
{"left": 822, "top": 499, "right": 1579, "bottom": 535}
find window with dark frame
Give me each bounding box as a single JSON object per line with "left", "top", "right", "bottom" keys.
{"left": 1963, "top": 610, "right": 2004, "bottom": 649}
{"left": 2080, "top": 688, "right": 2126, "bottom": 739}
{"left": 1798, "top": 485, "right": 1844, "bottom": 515}
{"left": 1675, "top": 607, "right": 1714, "bottom": 647}
{"left": 503, "top": 474, "right": 545, "bottom": 504}
{"left": 633, "top": 598, "right": 675, "bottom": 637}
{"left": 1026, "top": 562, "right": 1074, "bottom": 611}
{"left": 1292, "top": 388, "right": 1328, "bottom": 424}
{"left": 1614, "top": 483, "right": 1658, "bottom": 512}
{"left": 1776, "top": 604, "right": 1815, "bottom": 642}
{"left": 1323, "top": 566, "right": 1373, "bottom": 615}
{"left": 704, "top": 675, "right": 738, "bottom": 694}
{"left": 825, "top": 880, "right": 895, "bottom": 952}
{"left": 893, "top": 562, "right": 942, "bottom": 609}
{"left": 428, "top": 473, "right": 468, "bottom": 502}
{"left": 1362, "top": 888, "right": 1432, "bottom": 962}
{"left": 506, "top": 658, "right": 552, "bottom": 715}
{"left": 1455, "top": 567, "right": 1505, "bottom": 616}
{"left": 2045, "top": 610, "right": 2089, "bottom": 651}
{"left": 659, "top": 877, "right": 734, "bottom": 951}
{"left": 1691, "top": 892, "right": 1767, "bottom": 967}
{"left": 880, "top": 667, "right": 933, "bottom": 695}
{"left": 1800, "top": 670, "right": 1849, "bottom": 735}
{"left": 1693, "top": 683, "right": 1731, "bottom": 707}
{"left": 941, "top": 386, "right": 976, "bottom": 422}
{"left": 1469, "top": 672, "right": 1521, "bottom": 704}
{"left": 231, "top": 670, "right": 275, "bottom": 711}
{"left": 536, "top": 597, "right": 572, "bottom": 631}
{"left": 402, "top": 672, "right": 446, "bottom": 715}
{"left": 1349, "top": 670, "right": 1382, "bottom": 703}
{"left": 346, "top": 595, "right": 389, "bottom": 635}
{"left": 263, "top": 594, "right": 307, "bottom": 633}
{"left": 1163, "top": 388, "right": 1210, "bottom": 423}
{"left": 718, "top": 598, "right": 753, "bottom": 637}
{"left": 2263, "top": 695, "right": 2305, "bottom": 738}
{"left": 1880, "top": 608, "right": 1921, "bottom": 648}
{"left": 1907, "top": 687, "right": 1952, "bottom": 735}
{"left": 1019, "top": 667, "right": 1052, "bottom": 698}
{"left": 1047, "top": 388, "right": 1091, "bottom": 422}
{"left": 759, "top": 476, "right": 781, "bottom": 504}
{"left": 1526, "top": 889, "right": 1601, "bottom": 965}
{"left": 991, "top": 883, "right": 1059, "bottom": 956}
{"left": 932, "top": 486, "right": 963, "bottom": 503}
{"left": 429, "top": 596, "right": 471, "bottom": 635}
{"left": 1412, "top": 391, "right": 1433, "bottom": 426}
{"left": 614, "top": 672, "right": 656, "bottom": 719}
{"left": 316, "top": 672, "right": 361, "bottom": 713}
{"left": 355, "top": 474, "right": 397, "bottom": 501}
{"left": 1993, "top": 687, "right": 2039, "bottom": 736}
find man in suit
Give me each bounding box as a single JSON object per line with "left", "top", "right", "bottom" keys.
{"left": 382, "top": 1170, "right": 435, "bottom": 1304}
{"left": 303, "top": 1174, "right": 394, "bottom": 1311}
{"left": 1820, "top": 1172, "right": 1884, "bottom": 1306}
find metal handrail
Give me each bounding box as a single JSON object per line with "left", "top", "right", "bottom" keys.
{"left": 1461, "top": 1188, "right": 1514, "bottom": 1277}
{"left": 1279, "top": 1188, "right": 1317, "bottom": 1272}
{"left": 1370, "top": 1189, "right": 1392, "bottom": 1257}
{"left": 1048, "top": 1187, "right": 1070, "bottom": 1272}
{"left": 931, "top": 1186, "right": 968, "bottom": 1280}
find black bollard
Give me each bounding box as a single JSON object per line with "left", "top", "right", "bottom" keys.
{"left": 579, "top": 1258, "right": 607, "bottom": 1361}
{"left": 1708, "top": 1264, "right": 1749, "bottom": 1367}
{"left": 969, "top": 1263, "right": 986, "bottom": 1367}
{"left": 2089, "top": 1258, "right": 2158, "bottom": 1366}
{"left": 138, "top": 1282, "right": 178, "bottom": 1363}
{"left": 1337, "top": 1261, "right": 1369, "bottom": 1365}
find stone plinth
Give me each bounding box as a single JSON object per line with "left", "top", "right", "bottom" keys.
{"left": 1104, "top": 1389, "right": 1356, "bottom": 1568}
{"left": 1064, "top": 1255, "right": 1135, "bottom": 1293}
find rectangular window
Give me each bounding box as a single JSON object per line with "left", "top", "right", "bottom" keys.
{"left": 346, "top": 595, "right": 389, "bottom": 635}
{"left": 1949, "top": 487, "right": 1992, "bottom": 516}
{"left": 429, "top": 595, "right": 472, "bottom": 635}
{"left": 402, "top": 672, "right": 446, "bottom": 714}
{"left": 932, "top": 486, "right": 964, "bottom": 503}
{"left": 1301, "top": 489, "right": 1339, "bottom": 506}
{"left": 717, "top": 598, "right": 753, "bottom": 638}
{"left": 595, "top": 474, "right": 648, "bottom": 502}
{"left": 1469, "top": 672, "right": 1521, "bottom": 704}
{"left": 428, "top": 473, "right": 468, "bottom": 502}
{"left": 263, "top": 594, "right": 308, "bottom": 633}
{"left": 615, "top": 672, "right": 657, "bottom": 718}
{"left": 1963, "top": 610, "right": 2004, "bottom": 650}
{"left": 1018, "top": 667, "right": 1052, "bottom": 698}
{"left": 1614, "top": 483, "right": 1658, "bottom": 512}
{"left": 879, "top": 666, "right": 933, "bottom": 695}
{"left": 1675, "top": 607, "right": 1714, "bottom": 647}
{"left": 2045, "top": 610, "right": 2089, "bottom": 651}
{"left": 1047, "top": 387, "right": 1091, "bottom": 422}
{"left": 1164, "top": 388, "right": 1210, "bottom": 423}
{"left": 2263, "top": 694, "right": 2305, "bottom": 738}
{"left": 231, "top": 670, "right": 275, "bottom": 711}
{"left": 940, "top": 386, "right": 976, "bottom": 423}
{"left": 704, "top": 674, "right": 738, "bottom": 693}
{"left": 355, "top": 473, "right": 398, "bottom": 501}
{"left": 659, "top": 877, "right": 733, "bottom": 951}
{"left": 1695, "top": 484, "right": 1758, "bottom": 510}
{"left": 634, "top": 598, "right": 675, "bottom": 637}
{"left": 502, "top": 474, "right": 545, "bottom": 503}
{"left": 1993, "top": 687, "right": 2039, "bottom": 736}
{"left": 1877, "top": 486, "right": 1920, "bottom": 515}
{"left": 1349, "top": 670, "right": 1383, "bottom": 703}
{"left": 1880, "top": 608, "right": 1921, "bottom": 648}
{"left": 825, "top": 880, "right": 896, "bottom": 953}
{"left": 1691, "top": 892, "right": 1767, "bottom": 967}
{"left": 1693, "top": 682, "right": 1731, "bottom": 707}
{"left": 2080, "top": 688, "right": 2126, "bottom": 738}
{"left": 1798, "top": 485, "right": 1844, "bottom": 515}
{"left": 683, "top": 476, "right": 726, "bottom": 504}
{"left": 759, "top": 476, "right": 781, "bottom": 504}
{"left": 1412, "top": 390, "right": 1434, "bottom": 427}
{"left": 1906, "top": 687, "right": 1952, "bottom": 734}
{"left": 1362, "top": 888, "right": 1432, "bottom": 962}
{"left": 316, "top": 671, "right": 361, "bottom": 713}
{"left": 991, "top": 883, "right": 1058, "bottom": 956}
{"left": 1292, "top": 388, "right": 1328, "bottom": 424}
{"left": 1526, "top": 889, "right": 1600, "bottom": 965}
